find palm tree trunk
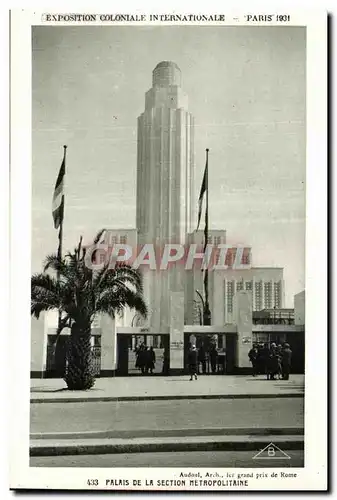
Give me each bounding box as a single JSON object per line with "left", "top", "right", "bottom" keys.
{"left": 64, "top": 322, "right": 95, "bottom": 390}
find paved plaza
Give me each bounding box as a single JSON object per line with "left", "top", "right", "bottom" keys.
{"left": 31, "top": 374, "right": 304, "bottom": 403}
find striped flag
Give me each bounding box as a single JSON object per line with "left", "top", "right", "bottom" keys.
{"left": 52, "top": 148, "right": 66, "bottom": 229}
{"left": 196, "top": 161, "right": 207, "bottom": 231}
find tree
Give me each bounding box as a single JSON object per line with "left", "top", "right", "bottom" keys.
{"left": 31, "top": 232, "right": 147, "bottom": 390}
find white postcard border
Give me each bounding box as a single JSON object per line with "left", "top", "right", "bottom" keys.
{"left": 9, "top": 8, "right": 327, "bottom": 491}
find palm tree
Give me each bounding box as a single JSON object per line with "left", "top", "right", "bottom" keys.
{"left": 31, "top": 231, "right": 147, "bottom": 390}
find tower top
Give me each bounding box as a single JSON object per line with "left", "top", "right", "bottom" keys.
{"left": 152, "top": 61, "right": 181, "bottom": 88}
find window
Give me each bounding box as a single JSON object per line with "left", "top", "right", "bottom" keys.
{"left": 224, "top": 281, "right": 227, "bottom": 319}
{"left": 214, "top": 247, "right": 221, "bottom": 265}
{"left": 245, "top": 281, "right": 253, "bottom": 291}
{"left": 253, "top": 333, "right": 269, "bottom": 344}
{"left": 236, "top": 280, "right": 244, "bottom": 292}
{"left": 213, "top": 236, "right": 221, "bottom": 246}
{"left": 226, "top": 280, "right": 234, "bottom": 313}
{"left": 153, "top": 336, "right": 160, "bottom": 348}
{"left": 120, "top": 235, "right": 127, "bottom": 245}
{"left": 92, "top": 336, "right": 101, "bottom": 347}
{"left": 264, "top": 281, "right": 272, "bottom": 309}
{"left": 274, "top": 281, "right": 281, "bottom": 308}
{"left": 255, "top": 281, "right": 262, "bottom": 310}
{"left": 193, "top": 302, "right": 202, "bottom": 325}
{"left": 242, "top": 248, "right": 251, "bottom": 265}
{"left": 225, "top": 248, "right": 235, "bottom": 267}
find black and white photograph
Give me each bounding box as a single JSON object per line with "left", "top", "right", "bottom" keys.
{"left": 9, "top": 9, "right": 327, "bottom": 492}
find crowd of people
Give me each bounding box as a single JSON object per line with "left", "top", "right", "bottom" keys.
{"left": 134, "top": 344, "right": 170, "bottom": 375}
{"left": 135, "top": 340, "right": 293, "bottom": 380}
{"left": 135, "top": 344, "right": 156, "bottom": 374}
{"left": 248, "top": 342, "right": 292, "bottom": 380}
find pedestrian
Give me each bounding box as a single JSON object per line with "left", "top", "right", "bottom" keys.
{"left": 135, "top": 343, "right": 144, "bottom": 372}
{"left": 267, "top": 343, "right": 280, "bottom": 380}
{"left": 209, "top": 344, "right": 218, "bottom": 374}
{"left": 248, "top": 344, "right": 258, "bottom": 376}
{"left": 282, "top": 343, "right": 292, "bottom": 380}
{"left": 256, "top": 344, "right": 264, "bottom": 375}
{"left": 142, "top": 346, "right": 149, "bottom": 374}
{"left": 218, "top": 348, "right": 226, "bottom": 374}
{"left": 198, "top": 343, "right": 206, "bottom": 374}
{"left": 162, "top": 346, "right": 169, "bottom": 375}
{"left": 147, "top": 346, "right": 156, "bottom": 374}
{"left": 188, "top": 344, "right": 198, "bottom": 381}
{"left": 260, "top": 343, "right": 270, "bottom": 377}
{"left": 276, "top": 344, "right": 283, "bottom": 379}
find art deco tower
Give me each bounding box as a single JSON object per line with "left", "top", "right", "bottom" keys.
{"left": 136, "top": 61, "right": 195, "bottom": 330}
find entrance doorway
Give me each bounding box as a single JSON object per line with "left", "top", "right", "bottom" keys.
{"left": 184, "top": 333, "right": 236, "bottom": 374}
{"left": 252, "top": 331, "right": 305, "bottom": 374}
{"left": 116, "top": 334, "right": 170, "bottom": 376}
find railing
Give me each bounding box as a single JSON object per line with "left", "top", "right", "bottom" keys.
{"left": 91, "top": 346, "right": 101, "bottom": 376}
{"left": 253, "top": 317, "right": 294, "bottom": 325}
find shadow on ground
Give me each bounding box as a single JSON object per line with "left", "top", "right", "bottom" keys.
{"left": 30, "top": 387, "right": 104, "bottom": 393}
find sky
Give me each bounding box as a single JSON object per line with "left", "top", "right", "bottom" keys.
{"left": 32, "top": 25, "right": 306, "bottom": 307}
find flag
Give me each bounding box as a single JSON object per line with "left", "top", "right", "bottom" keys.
{"left": 52, "top": 150, "right": 66, "bottom": 229}
{"left": 203, "top": 195, "right": 208, "bottom": 253}
{"left": 203, "top": 194, "right": 209, "bottom": 304}
{"left": 196, "top": 161, "right": 208, "bottom": 231}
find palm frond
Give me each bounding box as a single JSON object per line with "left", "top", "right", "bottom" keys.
{"left": 43, "top": 254, "right": 64, "bottom": 274}
{"left": 96, "top": 286, "right": 147, "bottom": 319}
{"left": 31, "top": 273, "right": 59, "bottom": 296}
{"left": 93, "top": 228, "right": 106, "bottom": 245}
{"left": 98, "top": 265, "right": 144, "bottom": 294}
{"left": 31, "top": 232, "right": 147, "bottom": 327}
{"left": 31, "top": 273, "right": 60, "bottom": 318}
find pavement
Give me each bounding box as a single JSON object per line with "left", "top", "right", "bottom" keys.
{"left": 31, "top": 398, "right": 304, "bottom": 434}
{"left": 30, "top": 374, "right": 304, "bottom": 403}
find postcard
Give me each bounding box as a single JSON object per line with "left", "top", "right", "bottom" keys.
{"left": 9, "top": 8, "right": 327, "bottom": 492}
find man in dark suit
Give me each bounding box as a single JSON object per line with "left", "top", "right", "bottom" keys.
{"left": 198, "top": 343, "right": 207, "bottom": 374}
{"left": 188, "top": 345, "right": 198, "bottom": 381}
{"left": 282, "top": 343, "right": 292, "bottom": 380}
{"left": 248, "top": 345, "right": 258, "bottom": 376}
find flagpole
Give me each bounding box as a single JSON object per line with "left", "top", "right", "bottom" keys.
{"left": 203, "top": 148, "right": 211, "bottom": 326}
{"left": 57, "top": 145, "right": 67, "bottom": 272}
{"left": 57, "top": 145, "right": 67, "bottom": 330}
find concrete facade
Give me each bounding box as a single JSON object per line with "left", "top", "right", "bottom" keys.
{"left": 30, "top": 314, "right": 47, "bottom": 376}
{"left": 187, "top": 263, "right": 285, "bottom": 326}
{"left": 136, "top": 61, "right": 194, "bottom": 332}
{"left": 31, "top": 299, "right": 305, "bottom": 377}
{"left": 294, "top": 290, "right": 305, "bottom": 325}
{"left": 233, "top": 291, "right": 253, "bottom": 369}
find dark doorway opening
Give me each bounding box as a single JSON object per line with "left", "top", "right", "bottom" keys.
{"left": 116, "top": 334, "right": 170, "bottom": 376}
{"left": 183, "top": 333, "right": 236, "bottom": 375}
{"left": 252, "top": 331, "right": 305, "bottom": 374}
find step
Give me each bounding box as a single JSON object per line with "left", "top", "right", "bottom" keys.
{"left": 30, "top": 426, "right": 304, "bottom": 441}
{"left": 30, "top": 434, "right": 304, "bottom": 457}
{"left": 30, "top": 392, "right": 304, "bottom": 404}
